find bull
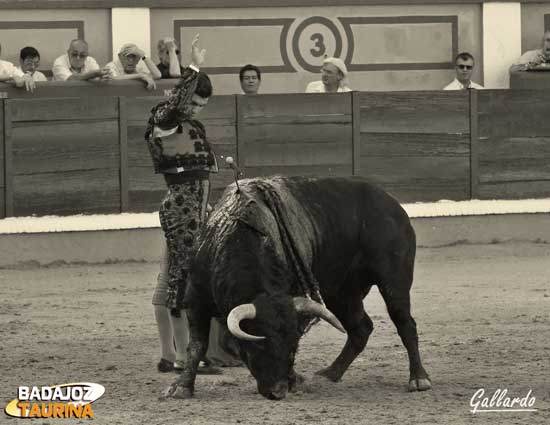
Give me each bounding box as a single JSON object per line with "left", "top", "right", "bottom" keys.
{"left": 165, "top": 176, "right": 431, "bottom": 400}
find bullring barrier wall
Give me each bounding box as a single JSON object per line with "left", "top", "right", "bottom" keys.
{"left": 1, "top": 80, "right": 550, "bottom": 218}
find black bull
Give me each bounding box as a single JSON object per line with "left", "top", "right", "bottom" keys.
{"left": 165, "top": 176, "right": 431, "bottom": 400}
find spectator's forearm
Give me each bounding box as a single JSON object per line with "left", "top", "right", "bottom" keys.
{"left": 112, "top": 73, "right": 144, "bottom": 81}
{"left": 11, "top": 76, "right": 25, "bottom": 87}
{"left": 169, "top": 50, "right": 182, "bottom": 77}
{"left": 143, "top": 57, "right": 162, "bottom": 80}
{"left": 509, "top": 64, "right": 527, "bottom": 73}
{"left": 67, "top": 70, "right": 101, "bottom": 81}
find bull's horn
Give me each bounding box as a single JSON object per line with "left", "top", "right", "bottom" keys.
{"left": 293, "top": 298, "right": 346, "bottom": 334}
{"left": 227, "top": 304, "right": 266, "bottom": 341}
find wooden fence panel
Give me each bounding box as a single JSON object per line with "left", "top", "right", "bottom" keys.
{"left": 240, "top": 93, "right": 353, "bottom": 178}
{"left": 359, "top": 91, "right": 470, "bottom": 134}
{"left": 201, "top": 96, "right": 238, "bottom": 203}
{"left": 126, "top": 95, "right": 237, "bottom": 210}
{"left": 358, "top": 91, "right": 470, "bottom": 202}
{"left": 10, "top": 98, "right": 120, "bottom": 216}
{"left": 477, "top": 90, "right": 550, "bottom": 199}
{"left": 10, "top": 97, "right": 118, "bottom": 122}
{"left": 0, "top": 99, "right": 4, "bottom": 218}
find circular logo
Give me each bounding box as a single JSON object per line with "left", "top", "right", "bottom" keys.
{"left": 292, "top": 16, "right": 343, "bottom": 73}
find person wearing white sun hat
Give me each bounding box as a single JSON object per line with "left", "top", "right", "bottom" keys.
{"left": 305, "top": 56, "right": 352, "bottom": 93}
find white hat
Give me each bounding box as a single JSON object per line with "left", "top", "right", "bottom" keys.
{"left": 323, "top": 57, "right": 350, "bottom": 89}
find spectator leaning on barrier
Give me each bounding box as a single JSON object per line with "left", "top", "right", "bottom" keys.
{"left": 0, "top": 43, "right": 35, "bottom": 92}
{"left": 239, "top": 64, "right": 261, "bottom": 95}
{"left": 156, "top": 34, "right": 206, "bottom": 80}
{"left": 105, "top": 43, "right": 161, "bottom": 90}
{"left": 444, "top": 52, "right": 484, "bottom": 90}
{"left": 18, "top": 47, "right": 47, "bottom": 82}
{"left": 157, "top": 36, "right": 184, "bottom": 78}
{"left": 306, "top": 57, "right": 352, "bottom": 93}
{"left": 509, "top": 30, "right": 550, "bottom": 72}
{"left": 52, "top": 39, "right": 110, "bottom": 81}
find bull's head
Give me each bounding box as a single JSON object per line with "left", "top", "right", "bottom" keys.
{"left": 227, "top": 294, "right": 345, "bottom": 400}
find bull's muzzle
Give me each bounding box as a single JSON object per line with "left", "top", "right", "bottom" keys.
{"left": 259, "top": 381, "right": 288, "bottom": 400}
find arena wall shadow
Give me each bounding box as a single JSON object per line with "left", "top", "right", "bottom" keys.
{"left": 1, "top": 213, "right": 549, "bottom": 268}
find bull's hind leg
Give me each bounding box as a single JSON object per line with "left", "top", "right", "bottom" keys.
{"left": 378, "top": 284, "right": 431, "bottom": 391}
{"left": 164, "top": 309, "right": 211, "bottom": 399}
{"left": 315, "top": 294, "right": 374, "bottom": 382}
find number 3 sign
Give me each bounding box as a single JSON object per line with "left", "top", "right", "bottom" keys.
{"left": 292, "top": 16, "right": 344, "bottom": 73}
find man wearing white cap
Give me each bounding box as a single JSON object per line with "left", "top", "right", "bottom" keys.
{"left": 105, "top": 43, "right": 161, "bottom": 90}
{"left": 306, "top": 57, "right": 352, "bottom": 93}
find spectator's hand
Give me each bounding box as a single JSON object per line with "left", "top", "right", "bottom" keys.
{"left": 142, "top": 74, "right": 156, "bottom": 90}
{"left": 190, "top": 34, "right": 206, "bottom": 66}
{"left": 528, "top": 53, "right": 546, "bottom": 68}
{"left": 23, "top": 74, "right": 35, "bottom": 93}
{"left": 165, "top": 38, "right": 177, "bottom": 52}
{"left": 133, "top": 46, "right": 146, "bottom": 60}
{"left": 98, "top": 68, "right": 112, "bottom": 80}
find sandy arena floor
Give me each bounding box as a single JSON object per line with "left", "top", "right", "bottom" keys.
{"left": 1, "top": 242, "right": 549, "bottom": 425}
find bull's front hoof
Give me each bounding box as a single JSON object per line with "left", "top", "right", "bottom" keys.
{"left": 163, "top": 382, "right": 194, "bottom": 399}
{"left": 408, "top": 378, "right": 432, "bottom": 392}
{"left": 315, "top": 367, "right": 342, "bottom": 383}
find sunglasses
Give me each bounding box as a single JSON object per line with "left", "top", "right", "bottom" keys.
{"left": 456, "top": 64, "right": 473, "bottom": 70}
{"left": 70, "top": 52, "right": 88, "bottom": 59}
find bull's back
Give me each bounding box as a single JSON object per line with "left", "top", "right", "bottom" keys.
{"left": 281, "top": 176, "right": 416, "bottom": 288}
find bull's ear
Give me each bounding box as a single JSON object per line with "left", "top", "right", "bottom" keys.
{"left": 227, "top": 303, "right": 266, "bottom": 341}
{"left": 293, "top": 298, "right": 346, "bottom": 333}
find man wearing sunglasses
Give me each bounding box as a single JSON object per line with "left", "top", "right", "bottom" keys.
{"left": 52, "top": 39, "right": 110, "bottom": 81}
{"left": 444, "top": 52, "right": 483, "bottom": 90}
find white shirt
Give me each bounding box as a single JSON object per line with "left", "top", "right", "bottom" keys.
{"left": 513, "top": 49, "right": 543, "bottom": 66}
{"left": 0, "top": 59, "right": 24, "bottom": 80}
{"left": 305, "top": 80, "right": 351, "bottom": 93}
{"left": 443, "top": 78, "right": 484, "bottom": 90}
{"left": 52, "top": 53, "right": 100, "bottom": 81}
{"left": 105, "top": 59, "right": 151, "bottom": 77}
{"left": 16, "top": 67, "right": 48, "bottom": 82}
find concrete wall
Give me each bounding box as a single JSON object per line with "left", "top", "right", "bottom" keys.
{"left": 1, "top": 4, "right": 548, "bottom": 93}
{"left": 0, "top": 9, "right": 111, "bottom": 70}
{"left": 521, "top": 2, "right": 550, "bottom": 52}
{"left": 151, "top": 5, "right": 482, "bottom": 94}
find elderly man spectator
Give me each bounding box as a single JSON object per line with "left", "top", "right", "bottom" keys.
{"left": 156, "top": 34, "right": 206, "bottom": 79}
{"left": 0, "top": 43, "right": 35, "bottom": 92}
{"left": 444, "top": 52, "right": 483, "bottom": 90}
{"left": 306, "top": 57, "right": 351, "bottom": 93}
{"left": 105, "top": 43, "right": 161, "bottom": 90}
{"left": 239, "top": 64, "right": 261, "bottom": 94}
{"left": 156, "top": 37, "right": 184, "bottom": 78}
{"left": 17, "top": 47, "right": 47, "bottom": 82}
{"left": 52, "top": 39, "right": 109, "bottom": 81}
{"left": 509, "top": 30, "right": 550, "bottom": 72}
